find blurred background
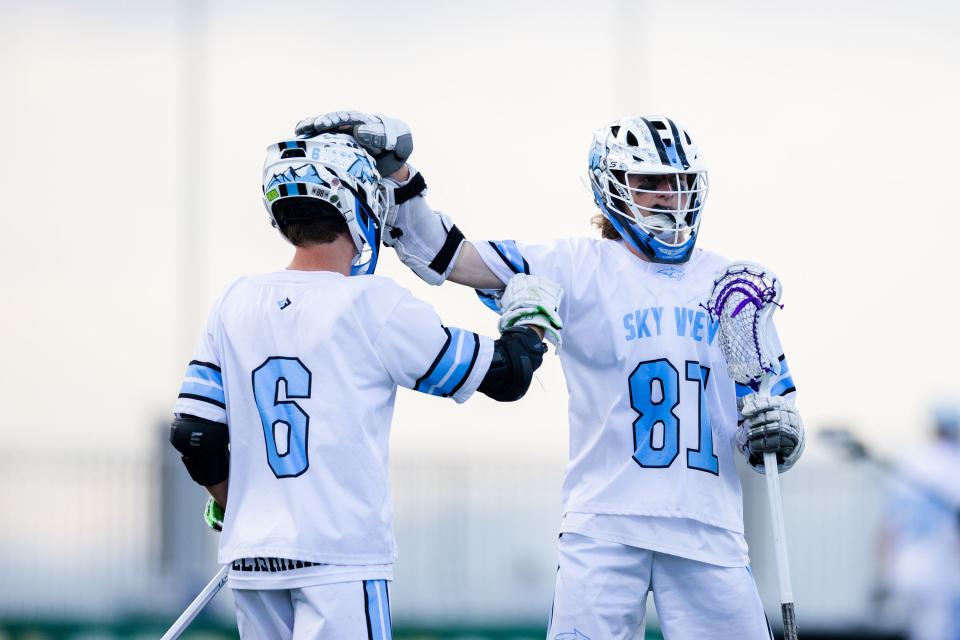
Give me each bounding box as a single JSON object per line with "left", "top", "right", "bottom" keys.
{"left": 2, "top": 0, "right": 960, "bottom": 638}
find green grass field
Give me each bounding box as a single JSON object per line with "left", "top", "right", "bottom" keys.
{"left": 0, "top": 619, "right": 665, "bottom": 640}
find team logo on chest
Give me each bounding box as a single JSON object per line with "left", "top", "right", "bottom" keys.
{"left": 656, "top": 266, "right": 685, "bottom": 280}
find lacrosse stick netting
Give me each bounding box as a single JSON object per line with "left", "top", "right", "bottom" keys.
{"left": 705, "top": 261, "right": 783, "bottom": 393}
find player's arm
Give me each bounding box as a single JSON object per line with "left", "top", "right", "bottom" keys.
{"left": 170, "top": 304, "right": 232, "bottom": 521}
{"left": 477, "top": 274, "right": 562, "bottom": 401}
{"left": 169, "top": 413, "right": 229, "bottom": 532}
{"left": 416, "top": 274, "right": 561, "bottom": 402}
{"left": 382, "top": 164, "right": 504, "bottom": 288}
{"left": 169, "top": 413, "right": 230, "bottom": 492}
{"left": 294, "top": 111, "right": 502, "bottom": 290}
{"left": 374, "top": 274, "right": 562, "bottom": 403}
{"left": 382, "top": 169, "right": 570, "bottom": 320}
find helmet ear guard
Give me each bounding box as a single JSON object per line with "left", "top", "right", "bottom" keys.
{"left": 262, "top": 134, "right": 385, "bottom": 276}
{"left": 588, "top": 116, "right": 708, "bottom": 264}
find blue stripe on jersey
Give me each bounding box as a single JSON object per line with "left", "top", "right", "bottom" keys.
{"left": 475, "top": 288, "right": 503, "bottom": 313}
{"left": 178, "top": 381, "right": 226, "bottom": 406}
{"left": 364, "top": 580, "right": 392, "bottom": 640}
{"left": 776, "top": 356, "right": 790, "bottom": 376}
{"left": 414, "top": 328, "right": 480, "bottom": 397}
{"left": 186, "top": 363, "right": 223, "bottom": 386}
{"left": 487, "top": 240, "right": 530, "bottom": 275}
{"left": 770, "top": 355, "right": 796, "bottom": 396}
{"left": 771, "top": 376, "right": 796, "bottom": 397}
{"left": 733, "top": 356, "right": 795, "bottom": 398}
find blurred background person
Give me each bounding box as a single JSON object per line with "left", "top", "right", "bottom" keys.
{"left": 877, "top": 405, "right": 960, "bottom": 640}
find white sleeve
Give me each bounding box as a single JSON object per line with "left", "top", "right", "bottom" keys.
{"left": 470, "top": 238, "right": 578, "bottom": 320}
{"left": 374, "top": 293, "right": 494, "bottom": 404}
{"left": 173, "top": 301, "right": 227, "bottom": 423}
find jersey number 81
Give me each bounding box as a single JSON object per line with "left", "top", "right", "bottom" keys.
{"left": 628, "top": 359, "right": 719, "bottom": 475}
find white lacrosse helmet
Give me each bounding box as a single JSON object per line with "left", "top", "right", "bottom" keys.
{"left": 262, "top": 133, "right": 386, "bottom": 276}
{"left": 588, "top": 116, "right": 708, "bottom": 264}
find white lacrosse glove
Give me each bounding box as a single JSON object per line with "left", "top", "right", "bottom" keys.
{"left": 737, "top": 394, "right": 805, "bottom": 473}
{"left": 498, "top": 274, "right": 564, "bottom": 347}
{"left": 381, "top": 167, "right": 466, "bottom": 285}
{"left": 294, "top": 110, "right": 413, "bottom": 176}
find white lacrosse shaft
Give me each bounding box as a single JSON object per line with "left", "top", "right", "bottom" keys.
{"left": 708, "top": 261, "right": 797, "bottom": 638}
{"left": 764, "top": 453, "right": 797, "bottom": 634}
{"left": 758, "top": 377, "right": 798, "bottom": 640}
{"left": 161, "top": 564, "right": 229, "bottom": 640}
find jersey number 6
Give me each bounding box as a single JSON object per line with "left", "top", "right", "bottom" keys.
{"left": 628, "top": 359, "right": 719, "bottom": 475}
{"left": 252, "top": 357, "right": 312, "bottom": 479}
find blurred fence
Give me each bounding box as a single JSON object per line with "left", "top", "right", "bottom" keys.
{"left": 0, "top": 450, "right": 165, "bottom": 617}
{"left": 0, "top": 436, "right": 566, "bottom": 626}
{"left": 0, "top": 436, "right": 905, "bottom": 636}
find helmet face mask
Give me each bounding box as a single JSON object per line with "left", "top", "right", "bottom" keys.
{"left": 589, "top": 116, "right": 708, "bottom": 264}
{"left": 262, "top": 134, "right": 385, "bottom": 276}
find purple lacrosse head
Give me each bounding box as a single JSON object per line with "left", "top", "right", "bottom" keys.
{"left": 705, "top": 263, "right": 783, "bottom": 390}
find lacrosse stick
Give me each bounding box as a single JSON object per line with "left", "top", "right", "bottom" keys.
{"left": 161, "top": 564, "right": 229, "bottom": 640}
{"left": 706, "top": 261, "right": 798, "bottom": 640}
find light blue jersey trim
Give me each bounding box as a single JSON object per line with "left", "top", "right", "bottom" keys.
{"left": 186, "top": 363, "right": 222, "bottom": 386}
{"left": 414, "top": 328, "right": 478, "bottom": 397}
{"left": 365, "top": 580, "right": 392, "bottom": 639}
{"left": 178, "top": 381, "right": 225, "bottom": 405}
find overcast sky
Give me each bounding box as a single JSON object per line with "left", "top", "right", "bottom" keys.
{"left": 2, "top": 0, "right": 958, "bottom": 460}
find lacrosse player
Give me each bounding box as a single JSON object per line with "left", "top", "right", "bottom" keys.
{"left": 168, "top": 132, "right": 562, "bottom": 639}
{"left": 878, "top": 405, "right": 960, "bottom": 640}
{"left": 294, "top": 112, "right": 806, "bottom": 639}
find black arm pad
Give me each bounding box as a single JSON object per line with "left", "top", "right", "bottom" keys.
{"left": 392, "top": 170, "right": 427, "bottom": 204}
{"left": 477, "top": 326, "right": 547, "bottom": 402}
{"left": 169, "top": 414, "right": 230, "bottom": 487}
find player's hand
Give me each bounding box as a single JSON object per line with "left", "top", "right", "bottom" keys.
{"left": 498, "top": 274, "right": 564, "bottom": 348}
{"left": 294, "top": 111, "right": 413, "bottom": 176}
{"left": 204, "top": 497, "right": 224, "bottom": 532}
{"left": 738, "top": 394, "right": 804, "bottom": 472}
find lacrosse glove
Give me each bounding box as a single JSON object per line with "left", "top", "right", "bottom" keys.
{"left": 294, "top": 110, "right": 413, "bottom": 176}
{"left": 498, "top": 274, "right": 563, "bottom": 348}
{"left": 737, "top": 394, "right": 805, "bottom": 473}
{"left": 204, "top": 497, "right": 224, "bottom": 532}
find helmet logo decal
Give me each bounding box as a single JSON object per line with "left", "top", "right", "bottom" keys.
{"left": 267, "top": 164, "right": 328, "bottom": 188}
{"left": 347, "top": 155, "right": 376, "bottom": 185}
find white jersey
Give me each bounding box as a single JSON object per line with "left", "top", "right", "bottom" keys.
{"left": 473, "top": 238, "right": 796, "bottom": 566}
{"left": 173, "top": 269, "right": 493, "bottom": 570}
